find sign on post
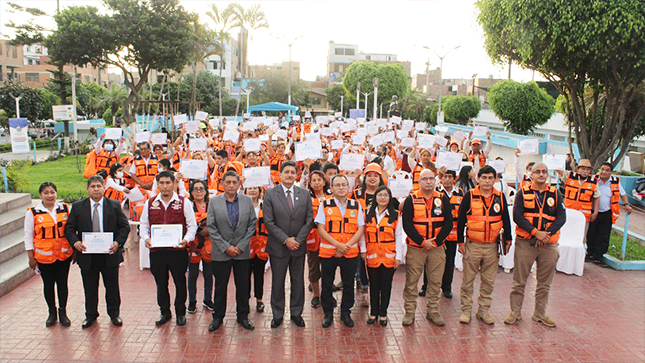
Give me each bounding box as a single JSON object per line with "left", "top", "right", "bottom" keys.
{"left": 8, "top": 118, "right": 30, "bottom": 154}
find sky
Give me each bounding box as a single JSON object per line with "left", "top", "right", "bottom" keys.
{"left": 0, "top": 0, "right": 543, "bottom": 82}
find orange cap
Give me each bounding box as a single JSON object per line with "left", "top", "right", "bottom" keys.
{"left": 471, "top": 138, "right": 482, "bottom": 145}
{"left": 363, "top": 163, "right": 383, "bottom": 176}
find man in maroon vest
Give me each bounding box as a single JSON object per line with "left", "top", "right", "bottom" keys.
{"left": 140, "top": 171, "right": 197, "bottom": 326}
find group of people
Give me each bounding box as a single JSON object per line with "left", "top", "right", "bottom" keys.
{"left": 25, "top": 113, "right": 633, "bottom": 331}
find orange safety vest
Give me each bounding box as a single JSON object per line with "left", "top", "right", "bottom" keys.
{"left": 319, "top": 198, "right": 360, "bottom": 258}
{"left": 405, "top": 190, "right": 445, "bottom": 249}
{"left": 133, "top": 155, "right": 159, "bottom": 184}
{"left": 189, "top": 203, "right": 212, "bottom": 263}
{"left": 516, "top": 184, "right": 561, "bottom": 244}
{"left": 31, "top": 204, "right": 73, "bottom": 264}
{"left": 304, "top": 123, "right": 312, "bottom": 134}
{"left": 411, "top": 164, "right": 424, "bottom": 191}
{"left": 364, "top": 211, "right": 398, "bottom": 268}
{"left": 95, "top": 149, "right": 118, "bottom": 172}
{"left": 519, "top": 174, "right": 532, "bottom": 189}
{"left": 564, "top": 171, "right": 597, "bottom": 221}
{"left": 104, "top": 177, "right": 127, "bottom": 202}
{"left": 438, "top": 186, "right": 464, "bottom": 242}
{"left": 307, "top": 195, "right": 329, "bottom": 252}
{"left": 129, "top": 187, "right": 150, "bottom": 221}
{"left": 270, "top": 153, "right": 285, "bottom": 184}
{"left": 465, "top": 187, "right": 504, "bottom": 243}
{"left": 250, "top": 202, "right": 269, "bottom": 261}
{"left": 469, "top": 151, "right": 486, "bottom": 167}
{"left": 598, "top": 175, "right": 622, "bottom": 223}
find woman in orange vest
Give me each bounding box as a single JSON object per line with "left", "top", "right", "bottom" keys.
{"left": 246, "top": 186, "right": 269, "bottom": 313}
{"left": 306, "top": 171, "right": 329, "bottom": 308}
{"left": 362, "top": 185, "right": 403, "bottom": 326}
{"left": 94, "top": 134, "right": 124, "bottom": 174}
{"left": 104, "top": 163, "right": 131, "bottom": 202}
{"left": 24, "top": 182, "right": 74, "bottom": 327}
{"left": 187, "top": 180, "right": 214, "bottom": 313}
{"left": 267, "top": 134, "right": 288, "bottom": 184}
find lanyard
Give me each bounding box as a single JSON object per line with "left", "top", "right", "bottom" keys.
{"left": 533, "top": 190, "right": 544, "bottom": 209}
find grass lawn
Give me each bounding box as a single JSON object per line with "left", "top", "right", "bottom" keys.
{"left": 24, "top": 155, "right": 88, "bottom": 201}
{"left": 607, "top": 232, "right": 645, "bottom": 261}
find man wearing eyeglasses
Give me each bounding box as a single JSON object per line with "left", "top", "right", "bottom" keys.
{"left": 315, "top": 174, "right": 366, "bottom": 328}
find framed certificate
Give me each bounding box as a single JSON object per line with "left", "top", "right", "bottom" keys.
{"left": 82, "top": 232, "right": 114, "bottom": 254}
{"left": 151, "top": 224, "right": 183, "bottom": 248}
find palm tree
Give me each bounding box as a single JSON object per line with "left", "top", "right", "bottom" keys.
{"left": 230, "top": 3, "right": 269, "bottom": 118}
{"left": 207, "top": 4, "right": 236, "bottom": 117}
{"left": 98, "top": 84, "right": 127, "bottom": 125}
{"left": 402, "top": 89, "right": 428, "bottom": 120}
{"left": 188, "top": 21, "right": 220, "bottom": 116}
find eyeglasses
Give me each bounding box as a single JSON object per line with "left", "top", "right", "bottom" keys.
{"left": 332, "top": 183, "right": 348, "bottom": 188}
{"left": 193, "top": 188, "right": 206, "bottom": 192}
{"left": 532, "top": 170, "right": 549, "bottom": 174}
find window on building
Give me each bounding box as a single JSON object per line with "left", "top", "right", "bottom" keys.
{"left": 35, "top": 45, "right": 42, "bottom": 54}
{"left": 26, "top": 73, "right": 39, "bottom": 82}
{"left": 335, "top": 48, "right": 343, "bottom": 55}
{"left": 85, "top": 75, "right": 90, "bottom": 82}
{"left": 366, "top": 55, "right": 371, "bottom": 60}
{"left": 345, "top": 48, "right": 355, "bottom": 56}
{"left": 312, "top": 97, "right": 321, "bottom": 105}
{"left": 34, "top": 59, "right": 40, "bottom": 65}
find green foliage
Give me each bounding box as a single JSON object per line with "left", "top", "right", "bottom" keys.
{"left": 249, "top": 74, "right": 300, "bottom": 105}
{"left": 25, "top": 156, "right": 88, "bottom": 199}
{"left": 0, "top": 110, "right": 8, "bottom": 129}
{"left": 40, "top": 89, "right": 61, "bottom": 120}
{"left": 608, "top": 232, "right": 645, "bottom": 261}
{"left": 102, "top": 108, "right": 113, "bottom": 124}
{"left": 5, "top": 160, "right": 31, "bottom": 193}
{"left": 342, "top": 62, "right": 408, "bottom": 116}
{"left": 423, "top": 102, "right": 438, "bottom": 125}
{"left": 441, "top": 95, "right": 481, "bottom": 125}
{"left": 292, "top": 89, "right": 311, "bottom": 109}
{"left": 555, "top": 94, "right": 567, "bottom": 114}
{"left": 487, "top": 81, "right": 554, "bottom": 134}
{"left": 401, "top": 89, "right": 428, "bottom": 120}
{"left": 0, "top": 81, "right": 46, "bottom": 120}
{"left": 477, "top": 0, "right": 645, "bottom": 168}
{"left": 4, "top": 2, "right": 49, "bottom": 45}
{"left": 181, "top": 71, "right": 226, "bottom": 113}
{"left": 325, "top": 85, "right": 345, "bottom": 113}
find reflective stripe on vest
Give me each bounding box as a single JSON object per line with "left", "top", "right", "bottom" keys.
{"left": 564, "top": 172, "right": 597, "bottom": 220}
{"left": 465, "top": 187, "right": 504, "bottom": 243}
{"left": 405, "top": 190, "right": 445, "bottom": 249}
{"left": 320, "top": 199, "right": 360, "bottom": 258}
{"left": 31, "top": 204, "right": 73, "bottom": 264}
{"left": 515, "top": 185, "right": 561, "bottom": 243}
{"left": 364, "top": 212, "right": 398, "bottom": 268}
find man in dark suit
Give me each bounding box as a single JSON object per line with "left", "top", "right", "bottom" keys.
{"left": 65, "top": 175, "right": 130, "bottom": 328}
{"left": 263, "top": 160, "right": 314, "bottom": 328}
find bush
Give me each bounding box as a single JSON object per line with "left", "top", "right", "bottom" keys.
{"left": 5, "top": 160, "right": 32, "bottom": 192}
{"left": 488, "top": 80, "right": 555, "bottom": 135}
{"left": 102, "top": 108, "right": 113, "bottom": 126}
{"left": 442, "top": 95, "right": 481, "bottom": 125}
{"left": 423, "top": 102, "right": 438, "bottom": 125}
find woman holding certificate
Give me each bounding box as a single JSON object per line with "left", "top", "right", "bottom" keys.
{"left": 246, "top": 186, "right": 269, "bottom": 313}
{"left": 187, "top": 180, "right": 214, "bottom": 313}
{"left": 24, "top": 182, "right": 73, "bottom": 327}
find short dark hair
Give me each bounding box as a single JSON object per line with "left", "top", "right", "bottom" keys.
{"left": 222, "top": 170, "right": 240, "bottom": 182}
{"left": 159, "top": 158, "right": 172, "bottom": 169}
{"left": 109, "top": 162, "right": 124, "bottom": 178}
{"left": 87, "top": 175, "right": 105, "bottom": 187}
{"left": 331, "top": 174, "right": 348, "bottom": 186}
{"left": 153, "top": 144, "right": 163, "bottom": 151}
{"left": 138, "top": 142, "right": 150, "bottom": 149}
{"left": 156, "top": 170, "right": 175, "bottom": 182}
{"left": 444, "top": 170, "right": 457, "bottom": 178}
{"left": 216, "top": 149, "right": 228, "bottom": 159}
{"left": 478, "top": 165, "right": 497, "bottom": 178}
{"left": 38, "top": 182, "right": 57, "bottom": 194}
{"left": 280, "top": 160, "right": 298, "bottom": 173}
{"left": 600, "top": 162, "right": 613, "bottom": 170}
{"left": 323, "top": 163, "right": 339, "bottom": 174}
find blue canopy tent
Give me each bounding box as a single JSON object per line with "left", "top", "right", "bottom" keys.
{"left": 248, "top": 102, "right": 298, "bottom": 113}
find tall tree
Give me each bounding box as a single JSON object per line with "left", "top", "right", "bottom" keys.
{"left": 4, "top": 2, "right": 48, "bottom": 45}
{"left": 46, "top": 0, "right": 196, "bottom": 128}
{"left": 401, "top": 89, "right": 428, "bottom": 120}
{"left": 488, "top": 80, "right": 555, "bottom": 135}
{"left": 342, "top": 62, "right": 408, "bottom": 117}
{"left": 98, "top": 85, "right": 127, "bottom": 125}
{"left": 187, "top": 21, "right": 220, "bottom": 116}
{"left": 325, "top": 85, "right": 345, "bottom": 113}
{"left": 441, "top": 95, "right": 482, "bottom": 126}
{"left": 206, "top": 3, "right": 236, "bottom": 117}
{"left": 477, "top": 0, "right": 645, "bottom": 168}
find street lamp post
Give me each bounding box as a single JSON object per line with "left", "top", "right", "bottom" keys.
{"left": 362, "top": 91, "right": 371, "bottom": 119}
{"left": 471, "top": 73, "right": 478, "bottom": 96}
{"left": 340, "top": 95, "right": 344, "bottom": 117}
{"left": 356, "top": 82, "right": 360, "bottom": 111}
{"left": 10, "top": 94, "right": 22, "bottom": 118}
{"left": 373, "top": 78, "right": 379, "bottom": 121}
{"left": 275, "top": 34, "right": 303, "bottom": 106}
{"left": 71, "top": 65, "right": 78, "bottom": 141}
{"left": 424, "top": 45, "right": 461, "bottom": 123}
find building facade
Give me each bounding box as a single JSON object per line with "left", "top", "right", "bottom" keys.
{"left": 326, "top": 41, "right": 411, "bottom": 85}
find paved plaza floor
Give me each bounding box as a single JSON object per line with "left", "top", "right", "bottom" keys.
{"left": 1, "top": 246, "right": 643, "bottom": 363}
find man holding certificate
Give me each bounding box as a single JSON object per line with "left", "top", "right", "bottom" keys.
{"left": 64, "top": 175, "right": 131, "bottom": 329}
{"left": 140, "top": 171, "right": 198, "bottom": 327}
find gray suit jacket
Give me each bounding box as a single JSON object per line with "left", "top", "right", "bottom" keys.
{"left": 207, "top": 193, "right": 257, "bottom": 262}
{"left": 263, "top": 184, "right": 314, "bottom": 258}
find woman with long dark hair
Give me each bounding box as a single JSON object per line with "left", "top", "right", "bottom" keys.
{"left": 187, "top": 179, "right": 214, "bottom": 313}
{"left": 456, "top": 165, "right": 476, "bottom": 194}
{"left": 246, "top": 186, "right": 268, "bottom": 312}
{"left": 306, "top": 170, "right": 330, "bottom": 307}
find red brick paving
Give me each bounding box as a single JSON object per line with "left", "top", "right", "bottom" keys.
{"left": 1, "top": 246, "right": 644, "bottom": 363}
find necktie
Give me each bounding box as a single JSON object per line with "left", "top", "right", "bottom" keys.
{"left": 92, "top": 203, "right": 101, "bottom": 232}
{"left": 286, "top": 189, "right": 294, "bottom": 213}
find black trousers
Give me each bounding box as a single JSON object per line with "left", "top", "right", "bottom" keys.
{"left": 150, "top": 249, "right": 189, "bottom": 317}
{"left": 188, "top": 261, "right": 214, "bottom": 304}
{"left": 249, "top": 256, "right": 267, "bottom": 300}
{"left": 213, "top": 259, "right": 250, "bottom": 320}
{"left": 586, "top": 210, "right": 613, "bottom": 261}
{"left": 442, "top": 241, "right": 457, "bottom": 293}
{"left": 321, "top": 257, "right": 357, "bottom": 316}
{"left": 80, "top": 255, "right": 121, "bottom": 320}
{"left": 367, "top": 265, "right": 395, "bottom": 317}
{"left": 38, "top": 257, "right": 72, "bottom": 313}
{"left": 356, "top": 256, "right": 368, "bottom": 286}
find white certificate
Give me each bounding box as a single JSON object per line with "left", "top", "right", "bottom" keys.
{"left": 436, "top": 151, "right": 462, "bottom": 171}
{"left": 189, "top": 137, "right": 208, "bottom": 152}
{"left": 369, "top": 135, "right": 384, "bottom": 147}
{"left": 397, "top": 130, "right": 409, "bottom": 140}
{"left": 151, "top": 224, "right": 183, "bottom": 248}
{"left": 417, "top": 134, "right": 435, "bottom": 149}
{"left": 295, "top": 141, "right": 322, "bottom": 161}
{"left": 321, "top": 127, "right": 337, "bottom": 137}
{"left": 243, "top": 121, "right": 258, "bottom": 131}
{"left": 135, "top": 131, "right": 151, "bottom": 143}
{"left": 243, "top": 166, "right": 271, "bottom": 188}
{"left": 490, "top": 159, "right": 507, "bottom": 175}
{"left": 401, "top": 137, "right": 415, "bottom": 148}
{"left": 382, "top": 131, "right": 395, "bottom": 143}
{"left": 435, "top": 125, "right": 449, "bottom": 133}
{"left": 304, "top": 132, "right": 320, "bottom": 141}
{"left": 367, "top": 125, "right": 379, "bottom": 135}
{"left": 543, "top": 154, "right": 566, "bottom": 170}
{"left": 355, "top": 128, "right": 367, "bottom": 138}
{"left": 518, "top": 139, "right": 539, "bottom": 154}
{"left": 389, "top": 178, "right": 413, "bottom": 199}
{"left": 435, "top": 135, "right": 448, "bottom": 148}
{"left": 180, "top": 159, "right": 208, "bottom": 180}
{"left": 244, "top": 138, "right": 262, "bottom": 152}
{"left": 453, "top": 130, "right": 466, "bottom": 141}
{"left": 331, "top": 139, "right": 344, "bottom": 150}
{"left": 126, "top": 186, "right": 145, "bottom": 202}
{"left": 341, "top": 124, "right": 354, "bottom": 133}
{"left": 195, "top": 111, "right": 209, "bottom": 121}
{"left": 275, "top": 129, "right": 288, "bottom": 140}
{"left": 173, "top": 114, "right": 187, "bottom": 125}
{"left": 390, "top": 116, "right": 402, "bottom": 125}
{"left": 352, "top": 135, "right": 366, "bottom": 145}
{"left": 223, "top": 129, "right": 240, "bottom": 142}
{"left": 225, "top": 120, "right": 239, "bottom": 130}
{"left": 151, "top": 133, "right": 167, "bottom": 145}
{"left": 339, "top": 153, "right": 365, "bottom": 171}
{"left": 184, "top": 121, "right": 201, "bottom": 133}
{"left": 104, "top": 128, "right": 122, "bottom": 140}
{"left": 316, "top": 116, "right": 329, "bottom": 124}
{"left": 472, "top": 126, "right": 488, "bottom": 137}
{"left": 415, "top": 122, "right": 426, "bottom": 131}
{"left": 402, "top": 120, "right": 415, "bottom": 131}
{"left": 82, "top": 232, "right": 114, "bottom": 254}
{"left": 377, "top": 119, "right": 387, "bottom": 129}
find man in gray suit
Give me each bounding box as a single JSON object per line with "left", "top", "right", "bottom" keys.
{"left": 207, "top": 171, "right": 257, "bottom": 332}
{"left": 263, "top": 160, "right": 314, "bottom": 328}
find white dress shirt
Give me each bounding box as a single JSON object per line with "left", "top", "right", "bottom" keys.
{"left": 281, "top": 183, "right": 295, "bottom": 205}
{"left": 139, "top": 192, "right": 198, "bottom": 243}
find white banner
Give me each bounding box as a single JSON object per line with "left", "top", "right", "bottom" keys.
{"left": 8, "top": 118, "right": 30, "bottom": 154}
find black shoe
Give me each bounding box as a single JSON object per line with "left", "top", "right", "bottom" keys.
{"left": 256, "top": 301, "right": 265, "bottom": 313}
{"left": 443, "top": 291, "right": 453, "bottom": 299}
{"left": 419, "top": 288, "right": 427, "bottom": 297}
{"left": 271, "top": 317, "right": 283, "bottom": 328}
{"left": 379, "top": 318, "right": 388, "bottom": 327}
{"left": 187, "top": 302, "right": 197, "bottom": 314}
{"left": 594, "top": 259, "right": 609, "bottom": 267}
{"left": 585, "top": 255, "right": 594, "bottom": 262}
{"left": 341, "top": 314, "right": 354, "bottom": 328}
{"left": 82, "top": 318, "right": 96, "bottom": 329}
{"left": 155, "top": 314, "right": 171, "bottom": 326}
{"left": 311, "top": 296, "right": 320, "bottom": 308}
{"left": 367, "top": 316, "right": 377, "bottom": 324}
{"left": 291, "top": 316, "right": 305, "bottom": 327}
{"left": 209, "top": 317, "right": 223, "bottom": 332}
{"left": 46, "top": 311, "right": 57, "bottom": 327}
{"left": 110, "top": 316, "right": 123, "bottom": 327}
{"left": 202, "top": 301, "right": 215, "bottom": 311}
{"left": 58, "top": 309, "right": 70, "bottom": 327}
{"left": 238, "top": 319, "right": 255, "bottom": 330}
{"left": 176, "top": 315, "right": 187, "bottom": 326}
{"left": 322, "top": 315, "right": 333, "bottom": 328}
